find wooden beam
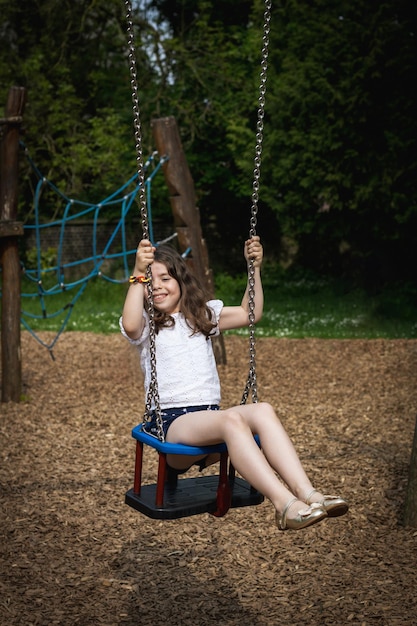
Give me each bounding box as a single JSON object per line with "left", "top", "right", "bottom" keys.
{"left": 0, "top": 220, "right": 24, "bottom": 237}
{"left": 151, "top": 117, "right": 208, "bottom": 285}
{"left": 0, "top": 86, "right": 26, "bottom": 402}
{"left": 151, "top": 116, "right": 226, "bottom": 364}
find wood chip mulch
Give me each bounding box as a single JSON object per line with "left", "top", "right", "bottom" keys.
{"left": 1, "top": 332, "right": 417, "bottom": 625}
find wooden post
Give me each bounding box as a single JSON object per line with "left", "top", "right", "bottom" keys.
{"left": 404, "top": 415, "right": 417, "bottom": 527}
{"left": 0, "top": 86, "right": 26, "bottom": 402}
{"left": 151, "top": 116, "right": 226, "bottom": 364}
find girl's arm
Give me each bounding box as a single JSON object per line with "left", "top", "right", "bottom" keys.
{"left": 121, "top": 239, "right": 155, "bottom": 340}
{"left": 218, "top": 236, "right": 264, "bottom": 331}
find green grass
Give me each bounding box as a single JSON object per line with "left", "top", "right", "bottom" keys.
{"left": 18, "top": 267, "right": 417, "bottom": 339}
{"left": 20, "top": 276, "right": 127, "bottom": 335}
{"left": 215, "top": 267, "right": 417, "bottom": 339}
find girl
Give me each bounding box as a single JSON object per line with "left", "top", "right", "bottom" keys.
{"left": 120, "top": 237, "right": 348, "bottom": 531}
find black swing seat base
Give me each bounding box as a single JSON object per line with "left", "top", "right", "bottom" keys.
{"left": 125, "top": 424, "right": 264, "bottom": 520}
{"left": 125, "top": 475, "right": 264, "bottom": 520}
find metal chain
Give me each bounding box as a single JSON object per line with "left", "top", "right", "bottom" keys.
{"left": 125, "top": 0, "right": 163, "bottom": 441}
{"left": 241, "top": 0, "right": 271, "bottom": 406}
{"left": 125, "top": 0, "right": 270, "bottom": 420}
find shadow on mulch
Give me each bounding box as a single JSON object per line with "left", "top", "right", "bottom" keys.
{"left": 1, "top": 332, "right": 417, "bottom": 625}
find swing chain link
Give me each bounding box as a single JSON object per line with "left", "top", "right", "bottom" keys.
{"left": 125, "top": 0, "right": 164, "bottom": 441}
{"left": 241, "top": 0, "right": 271, "bottom": 407}
{"left": 125, "top": 0, "right": 148, "bottom": 242}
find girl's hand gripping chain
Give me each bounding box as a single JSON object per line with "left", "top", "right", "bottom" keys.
{"left": 244, "top": 235, "right": 263, "bottom": 268}
{"left": 123, "top": 239, "right": 155, "bottom": 339}
{"left": 133, "top": 239, "right": 155, "bottom": 276}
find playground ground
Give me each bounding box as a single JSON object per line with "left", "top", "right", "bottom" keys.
{"left": 1, "top": 332, "right": 417, "bottom": 625}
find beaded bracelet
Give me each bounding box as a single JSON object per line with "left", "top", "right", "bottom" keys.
{"left": 129, "top": 275, "right": 150, "bottom": 284}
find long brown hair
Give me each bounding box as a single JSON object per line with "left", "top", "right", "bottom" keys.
{"left": 148, "top": 245, "right": 217, "bottom": 337}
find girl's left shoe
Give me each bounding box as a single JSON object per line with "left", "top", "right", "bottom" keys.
{"left": 276, "top": 497, "right": 327, "bottom": 531}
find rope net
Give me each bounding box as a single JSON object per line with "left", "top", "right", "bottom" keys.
{"left": 6, "top": 143, "right": 169, "bottom": 356}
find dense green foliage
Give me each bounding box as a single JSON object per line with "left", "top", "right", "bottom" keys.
{"left": 1, "top": 1, "right": 130, "bottom": 199}
{"left": 1, "top": 0, "right": 416, "bottom": 286}
{"left": 263, "top": 1, "right": 417, "bottom": 283}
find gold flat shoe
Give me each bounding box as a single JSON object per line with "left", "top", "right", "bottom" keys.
{"left": 276, "top": 496, "right": 327, "bottom": 531}
{"left": 305, "top": 489, "right": 349, "bottom": 518}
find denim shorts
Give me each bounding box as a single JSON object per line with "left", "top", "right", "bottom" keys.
{"left": 143, "top": 404, "right": 220, "bottom": 439}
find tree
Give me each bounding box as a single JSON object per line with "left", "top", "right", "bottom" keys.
{"left": 262, "top": 0, "right": 417, "bottom": 282}
{"left": 0, "top": 0, "right": 161, "bottom": 214}
{"left": 138, "top": 0, "right": 417, "bottom": 281}
{"left": 145, "top": 0, "right": 272, "bottom": 268}
{"left": 1, "top": 0, "right": 416, "bottom": 283}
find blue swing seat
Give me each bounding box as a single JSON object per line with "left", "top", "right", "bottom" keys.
{"left": 125, "top": 423, "right": 264, "bottom": 520}
{"left": 131, "top": 423, "right": 233, "bottom": 455}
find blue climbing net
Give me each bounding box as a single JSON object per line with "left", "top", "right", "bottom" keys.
{"left": 10, "top": 144, "right": 171, "bottom": 356}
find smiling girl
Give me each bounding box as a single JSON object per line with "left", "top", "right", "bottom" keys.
{"left": 120, "top": 238, "right": 348, "bottom": 531}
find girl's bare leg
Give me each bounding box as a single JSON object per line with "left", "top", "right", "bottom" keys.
{"left": 236, "top": 402, "right": 321, "bottom": 501}
{"left": 166, "top": 405, "right": 321, "bottom": 518}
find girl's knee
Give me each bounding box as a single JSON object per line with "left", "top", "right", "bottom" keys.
{"left": 258, "top": 401, "right": 274, "bottom": 413}
{"left": 254, "top": 401, "right": 284, "bottom": 427}
{"left": 222, "top": 408, "right": 249, "bottom": 434}
{"left": 257, "top": 401, "right": 278, "bottom": 419}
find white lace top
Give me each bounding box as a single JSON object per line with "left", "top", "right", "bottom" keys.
{"left": 120, "top": 300, "right": 223, "bottom": 409}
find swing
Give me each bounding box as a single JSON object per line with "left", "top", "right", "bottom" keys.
{"left": 123, "top": 0, "right": 271, "bottom": 520}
